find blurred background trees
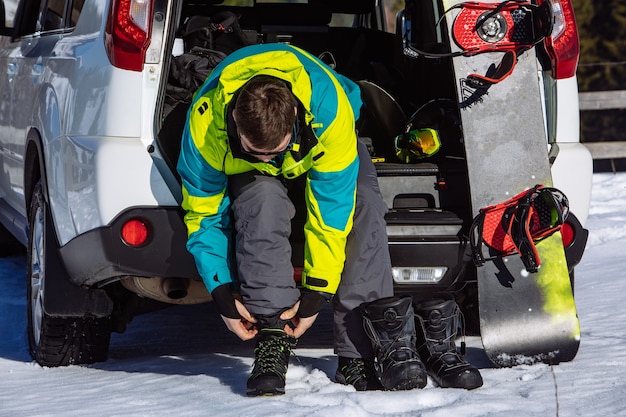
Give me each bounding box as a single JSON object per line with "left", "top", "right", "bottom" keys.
{"left": 574, "top": 0, "right": 626, "bottom": 92}
{"left": 573, "top": 0, "right": 626, "bottom": 171}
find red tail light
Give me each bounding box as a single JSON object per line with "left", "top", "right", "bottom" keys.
{"left": 561, "top": 221, "right": 575, "bottom": 247}
{"left": 105, "top": 0, "right": 153, "bottom": 71}
{"left": 121, "top": 219, "right": 149, "bottom": 247}
{"left": 543, "top": 0, "right": 579, "bottom": 79}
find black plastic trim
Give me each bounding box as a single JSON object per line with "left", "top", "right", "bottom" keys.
{"left": 563, "top": 212, "right": 589, "bottom": 272}
{"left": 58, "top": 206, "right": 201, "bottom": 287}
{"left": 376, "top": 162, "right": 439, "bottom": 176}
{"left": 388, "top": 235, "right": 469, "bottom": 292}
{"left": 386, "top": 209, "right": 463, "bottom": 225}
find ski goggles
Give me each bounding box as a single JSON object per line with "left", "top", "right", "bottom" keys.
{"left": 394, "top": 128, "right": 441, "bottom": 163}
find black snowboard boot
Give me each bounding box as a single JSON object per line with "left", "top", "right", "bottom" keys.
{"left": 246, "top": 314, "right": 296, "bottom": 397}
{"left": 414, "top": 297, "right": 483, "bottom": 390}
{"left": 361, "top": 296, "right": 427, "bottom": 390}
{"left": 335, "top": 357, "right": 383, "bottom": 391}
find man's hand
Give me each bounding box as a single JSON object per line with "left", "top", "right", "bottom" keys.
{"left": 212, "top": 284, "right": 258, "bottom": 341}
{"left": 220, "top": 299, "right": 258, "bottom": 341}
{"left": 280, "top": 300, "right": 319, "bottom": 338}
{"left": 280, "top": 291, "right": 331, "bottom": 338}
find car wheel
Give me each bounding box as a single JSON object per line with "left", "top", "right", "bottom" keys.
{"left": 27, "top": 181, "right": 111, "bottom": 366}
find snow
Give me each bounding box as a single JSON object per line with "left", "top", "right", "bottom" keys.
{"left": 2, "top": 173, "right": 626, "bottom": 417}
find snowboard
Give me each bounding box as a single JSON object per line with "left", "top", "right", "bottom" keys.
{"left": 443, "top": 0, "right": 580, "bottom": 366}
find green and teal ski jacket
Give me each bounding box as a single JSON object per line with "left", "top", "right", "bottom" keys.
{"left": 177, "top": 43, "right": 362, "bottom": 296}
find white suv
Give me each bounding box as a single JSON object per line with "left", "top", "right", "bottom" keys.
{"left": 0, "top": 0, "right": 592, "bottom": 366}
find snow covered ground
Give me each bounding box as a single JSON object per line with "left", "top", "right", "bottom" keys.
{"left": 1, "top": 172, "right": 626, "bottom": 417}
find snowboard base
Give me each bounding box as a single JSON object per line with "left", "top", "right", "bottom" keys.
{"left": 478, "top": 232, "right": 580, "bottom": 367}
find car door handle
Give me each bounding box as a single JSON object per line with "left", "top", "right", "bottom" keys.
{"left": 32, "top": 63, "right": 43, "bottom": 76}
{"left": 7, "top": 62, "right": 17, "bottom": 76}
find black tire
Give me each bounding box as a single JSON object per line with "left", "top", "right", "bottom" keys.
{"left": 27, "top": 181, "right": 112, "bottom": 367}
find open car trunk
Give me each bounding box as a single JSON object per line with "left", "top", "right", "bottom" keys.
{"left": 154, "top": 0, "right": 477, "bottom": 317}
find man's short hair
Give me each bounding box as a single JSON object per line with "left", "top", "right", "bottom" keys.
{"left": 234, "top": 75, "right": 297, "bottom": 150}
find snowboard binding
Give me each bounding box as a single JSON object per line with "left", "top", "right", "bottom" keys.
{"left": 402, "top": 0, "right": 553, "bottom": 87}
{"left": 470, "top": 184, "right": 570, "bottom": 272}
{"left": 452, "top": 0, "right": 554, "bottom": 87}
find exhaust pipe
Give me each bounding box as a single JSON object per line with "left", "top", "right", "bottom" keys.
{"left": 162, "top": 278, "right": 189, "bottom": 300}
{"left": 121, "top": 276, "right": 211, "bottom": 304}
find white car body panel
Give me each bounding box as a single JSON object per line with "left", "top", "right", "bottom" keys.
{"left": 551, "top": 76, "right": 593, "bottom": 226}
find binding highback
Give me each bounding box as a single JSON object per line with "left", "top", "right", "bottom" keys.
{"left": 470, "top": 185, "right": 569, "bottom": 272}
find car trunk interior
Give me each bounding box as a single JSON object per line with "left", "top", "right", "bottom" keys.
{"left": 155, "top": 0, "right": 474, "bottom": 288}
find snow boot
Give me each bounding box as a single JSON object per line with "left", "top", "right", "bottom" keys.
{"left": 246, "top": 314, "right": 296, "bottom": 397}
{"left": 361, "top": 296, "right": 427, "bottom": 390}
{"left": 414, "top": 297, "right": 483, "bottom": 390}
{"left": 335, "top": 357, "right": 383, "bottom": 391}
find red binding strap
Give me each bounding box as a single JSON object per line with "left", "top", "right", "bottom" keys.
{"left": 470, "top": 185, "right": 569, "bottom": 273}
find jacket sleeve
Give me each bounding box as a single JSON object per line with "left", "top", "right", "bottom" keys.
{"left": 177, "top": 116, "right": 235, "bottom": 294}
{"left": 301, "top": 79, "right": 360, "bottom": 295}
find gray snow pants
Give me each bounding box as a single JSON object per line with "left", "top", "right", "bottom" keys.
{"left": 228, "top": 141, "right": 393, "bottom": 358}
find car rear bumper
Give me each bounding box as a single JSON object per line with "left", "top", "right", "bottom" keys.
{"left": 59, "top": 206, "right": 200, "bottom": 287}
